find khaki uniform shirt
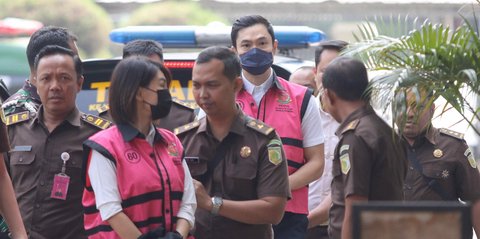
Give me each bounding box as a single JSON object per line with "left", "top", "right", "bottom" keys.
{"left": 404, "top": 127, "right": 480, "bottom": 201}
{"left": 176, "top": 111, "right": 290, "bottom": 239}
{"left": 159, "top": 99, "right": 196, "bottom": 132}
{"left": 5, "top": 107, "right": 106, "bottom": 239}
{"left": 0, "top": 106, "right": 8, "bottom": 153}
{"left": 329, "top": 105, "right": 407, "bottom": 239}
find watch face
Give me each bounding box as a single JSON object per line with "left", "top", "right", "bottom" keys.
{"left": 214, "top": 196, "right": 223, "bottom": 205}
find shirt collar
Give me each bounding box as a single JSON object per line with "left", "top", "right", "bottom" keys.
{"left": 242, "top": 68, "right": 285, "bottom": 91}
{"left": 117, "top": 123, "right": 165, "bottom": 143}
{"left": 197, "top": 108, "right": 246, "bottom": 137}
{"left": 335, "top": 104, "right": 374, "bottom": 136}
{"left": 30, "top": 106, "right": 81, "bottom": 129}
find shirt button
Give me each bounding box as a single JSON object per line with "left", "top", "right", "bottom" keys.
{"left": 407, "top": 186, "right": 412, "bottom": 190}
{"left": 19, "top": 158, "right": 23, "bottom": 162}
{"left": 409, "top": 166, "right": 414, "bottom": 170}
{"left": 165, "top": 209, "right": 170, "bottom": 214}
{"left": 150, "top": 153, "right": 155, "bottom": 158}
{"left": 40, "top": 181, "right": 45, "bottom": 186}
{"left": 35, "top": 204, "right": 40, "bottom": 208}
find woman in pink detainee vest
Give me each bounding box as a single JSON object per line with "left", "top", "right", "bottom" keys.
{"left": 82, "top": 57, "right": 196, "bottom": 239}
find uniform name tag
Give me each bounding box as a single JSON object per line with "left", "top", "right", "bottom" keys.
{"left": 11, "top": 145, "right": 32, "bottom": 152}
{"left": 51, "top": 174, "right": 70, "bottom": 200}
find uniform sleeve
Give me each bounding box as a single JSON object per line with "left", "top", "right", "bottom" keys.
{"left": 341, "top": 133, "right": 373, "bottom": 197}
{"left": 454, "top": 142, "right": 480, "bottom": 201}
{"left": 0, "top": 120, "right": 9, "bottom": 153}
{"left": 256, "top": 133, "right": 291, "bottom": 199}
{"left": 88, "top": 150, "right": 123, "bottom": 221}
{"left": 177, "top": 160, "right": 196, "bottom": 228}
{"left": 302, "top": 96, "right": 325, "bottom": 147}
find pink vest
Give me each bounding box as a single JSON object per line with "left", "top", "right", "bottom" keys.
{"left": 82, "top": 126, "right": 185, "bottom": 238}
{"left": 236, "top": 75, "right": 311, "bottom": 214}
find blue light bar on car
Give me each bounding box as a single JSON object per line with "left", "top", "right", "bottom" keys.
{"left": 109, "top": 26, "right": 326, "bottom": 49}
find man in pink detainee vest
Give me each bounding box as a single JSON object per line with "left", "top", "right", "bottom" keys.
{"left": 232, "top": 15, "right": 325, "bottom": 239}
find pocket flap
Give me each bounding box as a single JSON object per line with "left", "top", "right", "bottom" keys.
{"left": 10, "top": 152, "right": 35, "bottom": 165}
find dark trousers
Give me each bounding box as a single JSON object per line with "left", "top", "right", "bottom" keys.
{"left": 306, "top": 225, "right": 329, "bottom": 239}
{"left": 273, "top": 212, "right": 308, "bottom": 239}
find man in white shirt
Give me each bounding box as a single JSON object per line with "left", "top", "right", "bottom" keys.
{"left": 305, "top": 40, "right": 348, "bottom": 239}
{"left": 232, "top": 15, "right": 325, "bottom": 239}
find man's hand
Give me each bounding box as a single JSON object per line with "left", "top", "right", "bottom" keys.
{"left": 192, "top": 179, "right": 212, "bottom": 211}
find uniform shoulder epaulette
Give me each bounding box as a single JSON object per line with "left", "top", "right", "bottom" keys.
{"left": 173, "top": 98, "right": 197, "bottom": 111}
{"left": 246, "top": 117, "right": 274, "bottom": 136}
{"left": 4, "top": 111, "right": 31, "bottom": 126}
{"left": 81, "top": 114, "right": 112, "bottom": 130}
{"left": 96, "top": 104, "right": 110, "bottom": 115}
{"left": 173, "top": 121, "right": 200, "bottom": 135}
{"left": 439, "top": 128, "right": 464, "bottom": 140}
{"left": 341, "top": 119, "right": 360, "bottom": 135}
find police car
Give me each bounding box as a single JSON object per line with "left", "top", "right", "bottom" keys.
{"left": 79, "top": 25, "right": 326, "bottom": 115}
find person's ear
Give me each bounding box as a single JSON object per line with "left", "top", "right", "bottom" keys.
{"left": 233, "top": 76, "right": 243, "bottom": 93}
{"left": 230, "top": 46, "right": 238, "bottom": 54}
{"left": 31, "top": 75, "right": 37, "bottom": 85}
{"left": 76, "top": 75, "right": 84, "bottom": 93}
{"left": 273, "top": 39, "right": 278, "bottom": 55}
{"left": 325, "top": 88, "right": 340, "bottom": 107}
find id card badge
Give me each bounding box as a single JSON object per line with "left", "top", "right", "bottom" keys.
{"left": 51, "top": 173, "right": 70, "bottom": 200}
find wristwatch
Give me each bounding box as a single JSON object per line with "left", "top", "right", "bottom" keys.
{"left": 211, "top": 196, "right": 223, "bottom": 215}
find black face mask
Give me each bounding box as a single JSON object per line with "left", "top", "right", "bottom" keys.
{"left": 145, "top": 88, "right": 172, "bottom": 120}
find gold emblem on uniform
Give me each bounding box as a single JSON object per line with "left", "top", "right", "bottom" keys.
{"left": 240, "top": 146, "right": 251, "bottom": 158}
{"left": 441, "top": 170, "right": 449, "bottom": 179}
{"left": 433, "top": 149, "right": 443, "bottom": 158}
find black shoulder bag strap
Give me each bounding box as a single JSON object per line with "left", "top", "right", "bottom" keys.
{"left": 407, "top": 148, "right": 453, "bottom": 200}
{"left": 203, "top": 133, "right": 236, "bottom": 194}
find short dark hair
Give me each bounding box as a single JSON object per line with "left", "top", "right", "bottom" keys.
{"left": 109, "top": 56, "right": 171, "bottom": 125}
{"left": 231, "top": 15, "right": 275, "bottom": 48}
{"left": 315, "top": 40, "right": 348, "bottom": 67}
{"left": 34, "top": 45, "right": 82, "bottom": 78}
{"left": 196, "top": 46, "right": 241, "bottom": 81}
{"left": 322, "top": 57, "right": 370, "bottom": 101}
{"left": 123, "top": 40, "right": 164, "bottom": 62}
{"left": 26, "top": 26, "right": 76, "bottom": 68}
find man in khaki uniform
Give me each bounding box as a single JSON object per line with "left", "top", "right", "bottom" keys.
{"left": 99, "top": 39, "right": 196, "bottom": 131}
{"left": 0, "top": 105, "right": 27, "bottom": 239}
{"left": 175, "top": 46, "right": 290, "bottom": 239}
{"left": 397, "top": 87, "right": 480, "bottom": 237}
{"left": 322, "top": 57, "right": 406, "bottom": 239}
{"left": 5, "top": 46, "right": 109, "bottom": 239}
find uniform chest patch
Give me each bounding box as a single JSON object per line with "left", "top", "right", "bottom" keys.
{"left": 465, "top": 148, "right": 476, "bottom": 169}
{"left": 124, "top": 150, "right": 141, "bottom": 164}
{"left": 267, "top": 139, "right": 283, "bottom": 165}
{"left": 339, "top": 144, "right": 351, "bottom": 175}
{"left": 167, "top": 143, "right": 179, "bottom": 157}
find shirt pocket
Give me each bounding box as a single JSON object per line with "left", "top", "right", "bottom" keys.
{"left": 225, "top": 157, "right": 257, "bottom": 199}
{"left": 423, "top": 166, "right": 447, "bottom": 180}
{"left": 185, "top": 157, "right": 207, "bottom": 178}
{"left": 10, "top": 151, "right": 36, "bottom": 166}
